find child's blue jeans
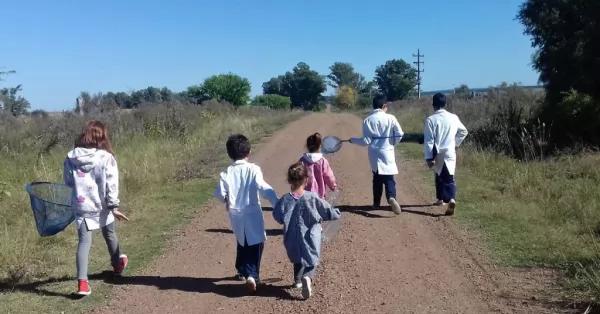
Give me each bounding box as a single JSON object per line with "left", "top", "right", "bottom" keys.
{"left": 236, "top": 237, "right": 264, "bottom": 281}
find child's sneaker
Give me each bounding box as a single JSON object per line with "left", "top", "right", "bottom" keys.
{"left": 236, "top": 273, "right": 246, "bottom": 281}
{"left": 292, "top": 282, "right": 302, "bottom": 289}
{"left": 445, "top": 200, "right": 456, "bottom": 216}
{"left": 77, "top": 279, "right": 91, "bottom": 296}
{"left": 388, "top": 198, "right": 402, "bottom": 215}
{"left": 433, "top": 199, "right": 444, "bottom": 206}
{"left": 113, "top": 254, "right": 128, "bottom": 276}
{"left": 246, "top": 277, "right": 257, "bottom": 293}
{"left": 301, "top": 276, "right": 312, "bottom": 300}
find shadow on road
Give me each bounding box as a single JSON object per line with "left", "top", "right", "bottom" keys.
{"left": 337, "top": 205, "right": 393, "bottom": 218}
{"left": 205, "top": 228, "right": 283, "bottom": 236}
{"left": 0, "top": 271, "right": 297, "bottom": 301}
{"left": 400, "top": 204, "right": 445, "bottom": 217}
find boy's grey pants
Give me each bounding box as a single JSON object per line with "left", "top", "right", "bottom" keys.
{"left": 293, "top": 263, "right": 316, "bottom": 283}
{"left": 77, "top": 221, "right": 120, "bottom": 280}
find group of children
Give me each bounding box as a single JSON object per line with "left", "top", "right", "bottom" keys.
{"left": 215, "top": 132, "right": 341, "bottom": 300}
{"left": 61, "top": 94, "right": 468, "bottom": 300}
{"left": 62, "top": 121, "right": 340, "bottom": 300}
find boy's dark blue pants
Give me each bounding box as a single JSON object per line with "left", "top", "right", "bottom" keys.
{"left": 372, "top": 171, "right": 397, "bottom": 206}
{"left": 235, "top": 236, "right": 264, "bottom": 280}
{"left": 435, "top": 162, "right": 456, "bottom": 203}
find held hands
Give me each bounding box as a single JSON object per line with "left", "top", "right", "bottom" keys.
{"left": 426, "top": 160, "right": 435, "bottom": 169}
{"left": 113, "top": 209, "right": 130, "bottom": 221}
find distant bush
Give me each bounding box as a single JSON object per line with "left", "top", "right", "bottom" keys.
{"left": 333, "top": 85, "right": 357, "bottom": 109}
{"left": 251, "top": 94, "right": 291, "bottom": 110}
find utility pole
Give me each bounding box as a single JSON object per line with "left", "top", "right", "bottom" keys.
{"left": 413, "top": 49, "right": 424, "bottom": 99}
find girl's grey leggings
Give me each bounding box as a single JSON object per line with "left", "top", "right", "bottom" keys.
{"left": 77, "top": 221, "right": 120, "bottom": 280}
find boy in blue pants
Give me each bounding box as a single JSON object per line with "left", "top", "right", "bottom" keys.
{"left": 215, "top": 134, "right": 279, "bottom": 292}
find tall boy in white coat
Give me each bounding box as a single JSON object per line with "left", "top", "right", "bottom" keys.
{"left": 423, "top": 93, "right": 469, "bottom": 216}
{"left": 350, "top": 95, "right": 404, "bottom": 215}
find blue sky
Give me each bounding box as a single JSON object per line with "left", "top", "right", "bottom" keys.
{"left": 0, "top": 0, "right": 538, "bottom": 111}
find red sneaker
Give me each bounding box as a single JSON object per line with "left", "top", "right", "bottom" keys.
{"left": 113, "top": 254, "right": 128, "bottom": 276}
{"left": 77, "top": 279, "right": 91, "bottom": 296}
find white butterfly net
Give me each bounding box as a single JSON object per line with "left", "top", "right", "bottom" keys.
{"left": 321, "top": 136, "right": 344, "bottom": 154}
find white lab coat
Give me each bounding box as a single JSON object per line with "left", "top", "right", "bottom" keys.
{"left": 350, "top": 109, "right": 404, "bottom": 175}
{"left": 423, "top": 109, "right": 469, "bottom": 176}
{"left": 215, "top": 160, "right": 279, "bottom": 246}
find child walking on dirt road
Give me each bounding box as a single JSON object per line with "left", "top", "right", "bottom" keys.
{"left": 300, "top": 132, "right": 337, "bottom": 199}
{"left": 273, "top": 162, "right": 341, "bottom": 300}
{"left": 423, "top": 93, "right": 469, "bottom": 216}
{"left": 349, "top": 95, "right": 404, "bottom": 215}
{"left": 63, "top": 121, "right": 130, "bottom": 296}
{"left": 215, "top": 134, "right": 279, "bottom": 293}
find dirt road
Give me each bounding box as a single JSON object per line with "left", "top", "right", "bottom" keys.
{"left": 98, "top": 113, "right": 558, "bottom": 314}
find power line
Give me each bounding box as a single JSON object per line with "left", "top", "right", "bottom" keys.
{"left": 413, "top": 49, "right": 424, "bottom": 99}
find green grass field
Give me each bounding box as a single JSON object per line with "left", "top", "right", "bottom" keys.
{"left": 0, "top": 106, "right": 303, "bottom": 313}
{"left": 392, "top": 105, "right": 600, "bottom": 302}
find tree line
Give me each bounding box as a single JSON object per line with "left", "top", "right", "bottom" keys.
{"left": 0, "top": 58, "right": 421, "bottom": 116}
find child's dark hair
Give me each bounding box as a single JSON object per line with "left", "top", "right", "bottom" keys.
{"left": 287, "top": 161, "right": 308, "bottom": 188}
{"left": 373, "top": 95, "right": 388, "bottom": 109}
{"left": 226, "top": 134, "right": 251, "bottom": 161}
{"left": 306, "top": 132, "right": 322, "bottom": 153}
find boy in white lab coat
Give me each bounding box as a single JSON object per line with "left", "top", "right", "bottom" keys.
{"left": 215, "top": 134, "right": 279, "bottom": 293}
{"left": 349, "top": 95, "right": 404, "bottom": 215}
{"left": 423, "top": 93, "right": 469, "bottom": 216}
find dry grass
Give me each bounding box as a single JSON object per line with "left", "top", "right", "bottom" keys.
{"left": 0, "top": 101, "right": 304, "bottom": 313}
{"left": 387, "top": 95, "right": 600, "bottom": 305}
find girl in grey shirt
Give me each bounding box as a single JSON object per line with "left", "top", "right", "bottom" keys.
{"left": 273, "top": 161, "right": 341, "bottom": 300}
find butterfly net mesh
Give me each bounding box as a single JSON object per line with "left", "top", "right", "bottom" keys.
{"left": 322, "top": 190, "right": 342, "bottom": 242}
{"left": 321, "top": 136, "right": 343, "bottom": 154}
{"left": 26, "top": 182, "right": 75, "bottom": 237}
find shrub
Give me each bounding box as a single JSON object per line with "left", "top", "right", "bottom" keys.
{"left": 251, "top": 94, "right": 291, "bottom": 110}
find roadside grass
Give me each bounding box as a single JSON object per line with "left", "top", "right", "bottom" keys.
{"left": 390, "top": 103, "right": 600, "bottom": 303}
{"left": 0, "top": 105, "right": 303, "bottom": 313}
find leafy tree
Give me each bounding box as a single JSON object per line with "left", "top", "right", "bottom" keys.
{"left": 327, "top": 62, "right": 375, "bottom": 96}
{"left": 0, "top": 84, "right": 30, "bottom": 116}
{"left": 262, "top": 76, "right": 287, "bottom": 96}
{"left": 374, "top": 59, "right": 417, "bottom": 101}
{"left": 454, "top": 84, "right": 471, "bottom": 99}
{"left": 160, "top": 87, "right": 173, "bottom": 102}
{"left": 31, "top": 109, "right": 48, "bottom": 118}
{"left": 517, "top": 0, "right": 600, "bottom": 103}
{"left": 263, "top": 62, "right": 326, "bottom": 110}
{"left": 334, "top": 85, "right": 357, "bottom": 109}
{"left": 189, "top": 73, "right": 251, "bottom": 107}
{"left": 356, "top": 95, "right": 372, "bottom": 108}
{"left": 251, "top": 94, "right": 291, "bottom": 110}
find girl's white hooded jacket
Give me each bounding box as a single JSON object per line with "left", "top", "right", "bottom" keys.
{"left": 63, "top": 147, "right": 120, "bottom": 231}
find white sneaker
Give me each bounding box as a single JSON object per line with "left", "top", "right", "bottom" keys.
{"left": 388, "top": 198, "right": 401, "bottom": 215}
{"left": 292, "top": 282, "right": 302, "bottom": 289}
{"left": 433, "top": 199, "right": 444, "bottom": 206}
{"left": 246, "top": 277, "right": 257, "bottom": 293}
{"left": 445, "top": 199, "right": 456, "bottom": 216}
{"left": 301, "top": 276, "right": 312, "bottom": 300}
